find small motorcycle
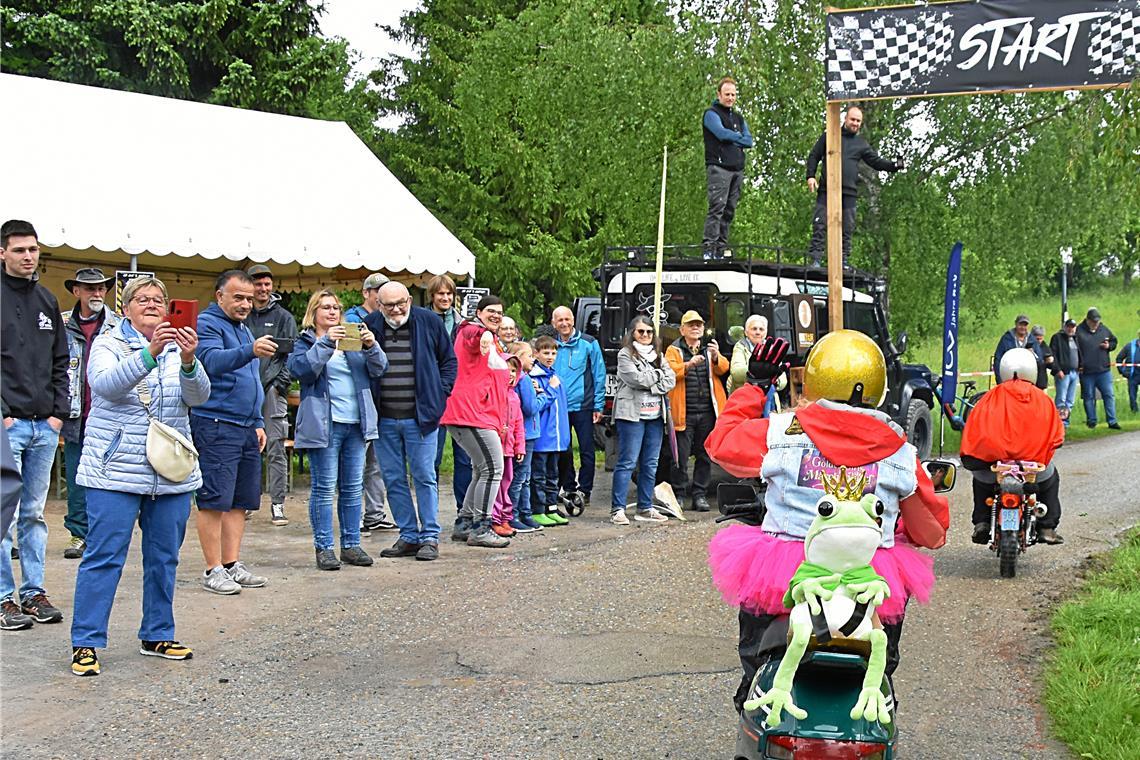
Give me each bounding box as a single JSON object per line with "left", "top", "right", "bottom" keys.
{"left": 981, "top": 459, "right": 1045, "bottom": 578}
{"left": 716, "top": 460, "right": 956, "bottom": 760}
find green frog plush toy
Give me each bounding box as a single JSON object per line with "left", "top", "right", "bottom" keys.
{"left": 743, "top": 467, "right": 893, "bottom": 727}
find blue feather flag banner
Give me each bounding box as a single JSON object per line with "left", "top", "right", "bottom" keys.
{"left": 939, "top": 243, "right": 963, "bottom": 413}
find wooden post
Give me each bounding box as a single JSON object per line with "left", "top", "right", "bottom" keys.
{"left": 653, "top": 145, "right": 668, "bottom": 335}
{"left": 826, "top": 101, "right": 843, "bottom": 332}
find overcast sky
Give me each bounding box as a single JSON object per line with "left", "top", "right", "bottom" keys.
{"left": 318, "top": 0, "right": 420, "bottom": 75}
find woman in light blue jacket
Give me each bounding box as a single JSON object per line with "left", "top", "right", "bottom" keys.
{"left": 288, "top": 290, "right": 387, "bottom": 571}
{"left": 70, "top": 277, "right": 210, "bottom": 677}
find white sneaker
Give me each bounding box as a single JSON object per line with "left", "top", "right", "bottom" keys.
{"left": 227, "top": 561, "right": 267, "bottom": 588}
{"left": 202, "top": 566, "right": 241, "bottom": 595}
{"left": 634, "top": 507, "right": 669, "bottom": 523}
{"left": 610, "top": 509, "right": 630, "bottom": 526}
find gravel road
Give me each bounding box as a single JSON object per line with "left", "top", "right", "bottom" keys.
{"left": 2, "top": 431, "right": 1135, "bottom": 759}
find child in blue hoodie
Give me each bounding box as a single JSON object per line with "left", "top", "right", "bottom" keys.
{"left": 529, "top": 336, "right": 570, "bottom": 526}
{"left": 507, "top": 342, "right": 544, "bottom": 532}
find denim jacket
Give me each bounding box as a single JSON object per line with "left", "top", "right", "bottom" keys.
{"left": 62, "top": 305, "right": 120, "bottom": 443}
{"left": 759, "top": 406, "right": 917, "bottom": 548}
{"left": 287, "top": 330, "right": 387, "bottom": 449}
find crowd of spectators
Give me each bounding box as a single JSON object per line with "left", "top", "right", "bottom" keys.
{"left": 3, "top": 216, "right": 1136, "bottom": 679}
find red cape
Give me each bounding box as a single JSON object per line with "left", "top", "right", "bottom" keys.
{"left": 960, "top": 380, "right": 1063, "bottom": 465}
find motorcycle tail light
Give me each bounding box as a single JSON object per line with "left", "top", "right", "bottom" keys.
{"left": 766, "top": 735, "right": 887, "bottom": 759}
{"left": 1000, "top": 493, "right": 1021, "bottom": 509}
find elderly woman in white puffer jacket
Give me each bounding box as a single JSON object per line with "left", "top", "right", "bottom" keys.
{"left": 69, "top": 276, "right": 210, "bottom": 678}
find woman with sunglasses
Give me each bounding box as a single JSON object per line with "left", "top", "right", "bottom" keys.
{"left": 609, "top": 316, "right": 676, "bottom": 525}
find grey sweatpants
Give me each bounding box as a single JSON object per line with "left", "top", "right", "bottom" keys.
{"left": 262, "top": 387, "right": 289, "bottom": 504}
{"left": 448, "top": 426, "right": 503, "bottom": 523}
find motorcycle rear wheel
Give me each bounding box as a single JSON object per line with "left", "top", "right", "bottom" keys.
{"left": 999, "top": 530, "right": 1018, "bottom": 578}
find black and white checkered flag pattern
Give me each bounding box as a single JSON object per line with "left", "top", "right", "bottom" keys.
{"left": 828, "top": 12, "right": 955, "bottom": 100}
{"left": 1088, "top": 8, "right": 1140, "bottom": 77}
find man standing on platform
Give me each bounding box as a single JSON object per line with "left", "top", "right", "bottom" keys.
{"left": 805, "top": 106, "right": 903, "bottom": 266}
{"left": 702, "top": 77, "right": 752, "bottom": 259}
{"left": 61, "top": 267, "right": 119, "bottom": 558}
{"left": 344, "top": 273, "right": 397, "bottom": 533}
{"left": 244, "top": 264, "right": 297, "bottom": 528}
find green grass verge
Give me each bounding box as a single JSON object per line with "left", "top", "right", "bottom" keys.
{"left": 1043, "top": 528, "right": 1140, "bottom": 759}
{"left": 909, "top": 283, "right": 1140, "bottom": 455}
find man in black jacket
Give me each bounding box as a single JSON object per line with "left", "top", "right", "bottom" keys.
{"left": 702, "top": 77, "right": 753, "bottom": 259}
{"left": 0, "top": 219, "right": 68, "bottom": 630}
{"left": 805, "top": 106, "right": 903, "bottom": 266}
{"left": 1075, "top": 307, "right": 1120, "bottom": 429}
{"left": 1049, "top": 319, "right": 1081, "bottom": 425}
{"left": 244, "top": 264, "right": 298, "bottom": 527}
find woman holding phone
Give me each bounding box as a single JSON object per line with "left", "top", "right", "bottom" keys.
{"left": 287, "top": 290, "right": 388, "bottom": 570}
{"left": 70, "top": 276, "right": 210, "bottom": 676}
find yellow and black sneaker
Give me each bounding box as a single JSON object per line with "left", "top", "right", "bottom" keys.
{"left": 140, "top": 640, "right": 193, "bottom": 660}
{"left": 71, "top": 647, "right": 100, "bottom": 677}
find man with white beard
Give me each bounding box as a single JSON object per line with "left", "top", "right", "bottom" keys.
{"left": 61, "top": 268, "right": 119, "bottom": 559}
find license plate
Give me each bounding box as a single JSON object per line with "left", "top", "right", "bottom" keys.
{"left": 1000, "top": 508, "right": 1021, "bottom": 531}
{"left": 605, "top": 373, "right": 618, "bottom": 397}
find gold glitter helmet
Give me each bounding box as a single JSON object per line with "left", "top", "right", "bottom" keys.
{"left": 802, "top": 329, "right": 887, "bottom": 408}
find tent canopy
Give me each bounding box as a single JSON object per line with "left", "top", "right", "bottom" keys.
{"left": 0, "top": 74, "right": 475, "bottom": 287}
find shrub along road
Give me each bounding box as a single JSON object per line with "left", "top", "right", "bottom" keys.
{"left": 1, "top": 431, "right": 1136, "bottom": 758}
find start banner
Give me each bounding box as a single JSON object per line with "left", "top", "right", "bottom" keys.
{"left": 827, "top": 0, "right": 1140, "bottom": 101}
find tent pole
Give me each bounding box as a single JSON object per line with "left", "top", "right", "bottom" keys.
{"left": 130, "top": 254, "right": 138, "bottom": 272}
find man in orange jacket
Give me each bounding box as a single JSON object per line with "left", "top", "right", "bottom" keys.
{"left": 961, "top": 347, "right": 1065, "bottom": 544}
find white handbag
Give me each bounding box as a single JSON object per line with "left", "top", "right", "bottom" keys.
{"left": 137, "top": 370, "right": 199, "bottom": 482}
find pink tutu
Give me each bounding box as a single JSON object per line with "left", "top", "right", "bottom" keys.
{"left": 707, "top": 524, "right": 935, "bottom": 624}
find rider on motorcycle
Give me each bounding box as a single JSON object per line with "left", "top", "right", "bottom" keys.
{"left": 706, "top": 330, "right": 949, "bottom": 713}
{"left": 960, "top": 347, "right": 1065, "bottom": 544}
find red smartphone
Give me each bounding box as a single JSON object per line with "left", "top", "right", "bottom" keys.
{"left": 167, "top": 299, "right": 199, "bottom": 331}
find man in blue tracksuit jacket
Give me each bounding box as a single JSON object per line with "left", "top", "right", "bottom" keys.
{"left": 551, "top": 306, "right": 606, "bottom": 506}
{"left": 191, "top": 270, "right": 275, "bottom": 595}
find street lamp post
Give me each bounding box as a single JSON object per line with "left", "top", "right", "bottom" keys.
{"left": 1060, "top": 246, "right": 1073, "bottom": 326}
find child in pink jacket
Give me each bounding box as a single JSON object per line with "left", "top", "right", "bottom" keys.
{"left": 492, "top": 356, "right": 527, "bottom": 537}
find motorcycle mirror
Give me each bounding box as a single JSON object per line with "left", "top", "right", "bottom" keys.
{"left": 894, "top": 330, "right": 909, "bottom": 357}
{"left": 923, "top": 460, "right": 957, "bottom": 493}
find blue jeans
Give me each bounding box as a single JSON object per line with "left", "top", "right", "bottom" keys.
{"left": 1127, "top": 375, "right": 1139, "bottom": 412}
{"left": 64, "top": 439, "right": 88, "bottom": 539}
{"left": 435, "top": 427, "right": 472, "bottom": 513}
{"left": 508, "top": 440, "right": 536, "bottom": 520}
{"left": 381, "top": 418, "right": 440, "bottom": 544}
{"left": 71, "top": 488, "right": 191, "bottom": 647}
{"left": 558, "top": 409, "right": 596, "bottom": 496}
{"left": 1, "top": 419, "right": 56, "bottom": 602}
{"left": 612, "top": 419, "right": 665, "bottom": 513}
{"left": 1079, "top": 370, "right": 1117, "bottom": 426}
{"left": 1054, "top": 372, "right": 1079, "bottom": 423}
{"left": 531, "top": 451, "right": 561, "bottom": 512}
{"left": 306, "top": 422, "right": 366, "bottom": 551}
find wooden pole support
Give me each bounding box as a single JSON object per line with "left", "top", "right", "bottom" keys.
{"left": 653, "top": 144, "right": 668, "bottom": 335}
{"left": 825, "top": 101, "right": 843, "bottom": 332}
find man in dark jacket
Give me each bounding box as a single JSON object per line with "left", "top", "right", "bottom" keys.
{"left": 992, "top": 314, "right": 1040, "bottom": 384}
{"left": 1116, "top": 328, "right": 1140, "bottom": 413}
{"left": 1049, "top": 319, "right": 1081, "bottom": 425}
{"left": 363, "top": 282, "right": 458, "bottom": 561}
{"left": 244, "top": 264, "right": 298, "bottom": 528}
{"left": 1075, "top": 307, "right": 1119, "bottom": 429}
{"left": 61, "top": 267, "right": 119, "bottom": 559}
{"left": 702, "top": 77, "right": 753, "bottom": 258}
{"left": 0, "top": 219, "right": 69, "bottom": 630}
{"left": 806, "top": 106, "right": 903, "bottom": 266}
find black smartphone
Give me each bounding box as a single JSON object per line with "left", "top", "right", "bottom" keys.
{"left": 273, "top": 337, "right": 295, "bottom": 356}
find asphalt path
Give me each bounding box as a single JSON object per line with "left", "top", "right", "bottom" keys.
{"left": 1, "top": 431, "right": 1136, "bottom": 759}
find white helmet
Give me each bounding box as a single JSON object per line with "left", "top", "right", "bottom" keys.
{"left": 999, "top": 347, "right": 1038, "bottom": 383}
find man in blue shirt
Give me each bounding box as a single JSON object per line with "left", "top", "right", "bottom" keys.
{"left": 702, "top": 77, "right": 753, "bottom": 259}
{"left": 1116, "top": 327, "right": 1140, "bottom": 413}
{"left": 192, "top": 270, "right": 276, "bottom": 595}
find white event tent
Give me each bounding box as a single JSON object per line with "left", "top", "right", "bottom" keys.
{"left": 0, "top": 74, "right": 475, "bottom": 302}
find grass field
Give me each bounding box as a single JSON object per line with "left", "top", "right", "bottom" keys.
{"left": 907, "top": 283, "right": 1140, "bottom": 455}
{"left": 1043, "top": 528, "right": 1140, "bottom": 759}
